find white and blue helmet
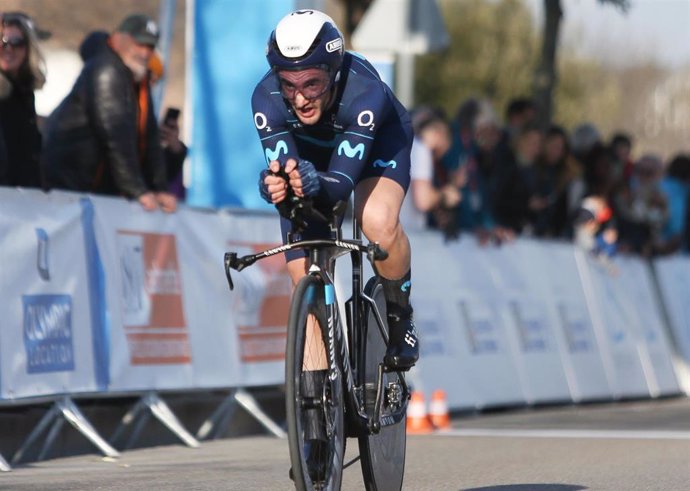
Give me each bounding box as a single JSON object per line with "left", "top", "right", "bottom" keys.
{"left": 266, "top": 9, "right": 344, "bottom": 78}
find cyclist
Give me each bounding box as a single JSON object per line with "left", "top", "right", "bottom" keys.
{"left": 251, "top": 9, "right": 418, "bottom": 464}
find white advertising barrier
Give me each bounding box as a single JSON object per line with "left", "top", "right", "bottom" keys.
{"left": 92, "top": 195, "right": 288, "bottom": 392}
{"left": 653, "top": 255, "right": 690, "bottom": 394}
{"left": 576, "top": 252, "right": 670, "bottom": 398}
{"left": 614, "top": 257, "right": 679, "bottom": 396}
{"left": 478, "top": 241, "right": 573, "bottom": 404}
{"left": 90, "top": 195, "right": 197, "bottom": 392}
{"left": 533, "top": 242, "right": 614, "bottom": 401}
{"left": 397, "top": 233, "right": 483, "bottom": 410}
{"left": 0, "top": 189, "right": 103, "bottom": 400}
{"left": 169, "top": 206, "right": 248, "bottom": 389}
{"left": 435, "top": 238, "right": 528, "bottom": 409}
{"left": 212, "top": 209, "right": 287, "bottom": 387}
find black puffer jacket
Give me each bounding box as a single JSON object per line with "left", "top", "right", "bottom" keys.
{"left": 41, "top": 46, "right": 166, "bottom": 198}
{"left": 0, "top": 72, "right": 42, "bottom": 188}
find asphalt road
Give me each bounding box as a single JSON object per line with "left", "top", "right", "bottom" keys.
{"left": 2, "top": 397, "right": 690, "bottom": 490}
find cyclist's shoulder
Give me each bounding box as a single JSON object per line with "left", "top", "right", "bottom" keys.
{"left": 341, "top": 52, "right": 387, "bottom": 97}
{"left": 251, "top": 70, "right": 282, "bottom": 108}
{"left": 338, "top": 52, "right": 399, "bottom": 117}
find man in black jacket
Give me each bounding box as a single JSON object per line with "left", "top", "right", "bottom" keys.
{"left": 41, "top": 14, "right": 176, "bottom": 212}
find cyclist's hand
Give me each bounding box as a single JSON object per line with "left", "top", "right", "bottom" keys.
{"left": 285, "top": 158, "right": 320, "bottom": 198}
{"left": 259, "top": 160, "right": 289, "bottom": 204}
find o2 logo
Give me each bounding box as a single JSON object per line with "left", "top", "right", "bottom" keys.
{"left": 357, "top": 110, "right": 375, "bottom": 131}
{"left": 254, "top": 112, "right": 272, "bottom": 132}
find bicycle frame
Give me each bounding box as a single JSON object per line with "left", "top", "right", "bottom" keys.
{"left": 224, "top": 209, "right": 409, "bottom": 437}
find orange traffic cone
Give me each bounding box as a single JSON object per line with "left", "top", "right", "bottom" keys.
{"left": 406, "top": 391, "right": 433, "bottom": 434}
{"left": 428, "top": 389, "right": 451, "bottom": 431}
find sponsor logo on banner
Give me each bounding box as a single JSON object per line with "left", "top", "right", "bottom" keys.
{"left": 556, "top": 302, "right": 594, "bottom": 353}
{"left": 229, "top": 241, "right": 291, "bottom": 362}
{"left": 459, "top": 300, "right": 500, "bottom": 354}
{"left": 510, "top": 300, "right": 550, "bottom": 352}
{"left": 36, "top": 228, "right": 50, "bottom": 281}
{"left": 415, "top": 298, "right": 445, "bottom": 356}
{"left": 23, "top": 294, "right": 74, "bottom": 373}
{"left": 117, "top": 231, "right": 191, "bottom": 365}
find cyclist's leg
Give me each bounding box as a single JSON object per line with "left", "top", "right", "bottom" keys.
{"left": 285, "top": 275, "right": 345, "bottom": 488}
{"left": 286, "top": 258, "right": 328, "bottom": 372}
{"left": 354, "top": 117, "right": 419, "bottom": 370}
{"left": 355, "top": 176, "right": 419, "bottom": 369}
{"left": 281, "top": 220, "right": 330, "bottom": 459}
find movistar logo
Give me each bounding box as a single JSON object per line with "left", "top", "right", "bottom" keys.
{"left": 265, "top": 140, "right": 288, "bottom": 163}
{"left": 401, "top": 280, "right": 411, "bottom": 292}
{"left": 337, "top": 141, "right": 365, "bottom": 160}
{"left": 373, "top": 159, "right": 397, "bottom": 169}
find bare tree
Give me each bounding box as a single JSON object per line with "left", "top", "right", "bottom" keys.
{"left": 533, "top": 0, "right": 630, "bottom": 129}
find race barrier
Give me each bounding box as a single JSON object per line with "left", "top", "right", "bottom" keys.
{"left": 0, "top": 188, "right": 687, "bottom": 468}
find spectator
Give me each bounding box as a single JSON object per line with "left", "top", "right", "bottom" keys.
{"left": 574, "top": 195, "right": 618, "bottom": 273}
{"left": 0, "top": 120, "right": 7, "bottom": 184}
{"left": 492, "top": 123, "right": 544, "bottom": 235}
{"left": 159, "top": 106, "right": 187, "bottom": 200}
{"left": 503, "top": 97, "right": 538, "bottom": 144}
{"left": 608, "top": 132, "right": 634, "bottom": 185}
{"left": 443, "top": 97, "right": 501, "bottom": 243}
{"left": 531, "top": 125, "right": 580, "bottom": 238}
{"left": 0, "top": 11, "right": 46, "bottom": 188}
{"left": 400, "top": 106, "right": 461, "bottom": 234}
{"left": 41, "top": 14, "right": 176, "bottom": 212}
{"left": 612, "top": 154, "right": 668, "bottom": 256}
{"left": 658, "top": 154, "right": 690, "bottom": 255}
{"left": 77, "top": 30, "right": 187, "bottom": 200}
{"left": 570, "top": 122, "right": 601, "bottom": 165}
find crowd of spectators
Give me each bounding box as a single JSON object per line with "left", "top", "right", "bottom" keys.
{"left": 404, "top": 97, "right": 690, "bottom": 259}
{"left": 0, "top": 11, "right": 183, "bottom": 212}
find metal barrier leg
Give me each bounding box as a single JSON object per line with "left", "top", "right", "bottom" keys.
{"left": 110, "top": 392, "right": 200, "bottom": 449}
{"left": 196, "top": 389, "right": 240, "bottom": 440}
{"left": 196, "top": 388, "right": 286, "bottom": 440}
{"left": 0, "top": 453, "right": 11, "bottom": 472}
{"left": 12, "top": 397, "right": 120, "bottom": 464}
{"left": 59, "top": 398, "right": 120, "bottom": 458}
{"left": 110, "top": 397, "right": 147, "bottom": 448}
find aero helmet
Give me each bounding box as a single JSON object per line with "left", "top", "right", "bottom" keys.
{"left": 266, "top": 10, "right": 344, "bottom": 79}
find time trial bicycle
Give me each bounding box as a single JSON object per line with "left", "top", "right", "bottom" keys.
{"left": 224, "top": 197, "right": 409, "bottom": 490}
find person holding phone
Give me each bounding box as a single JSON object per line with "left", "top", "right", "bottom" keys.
{"left": 160, "top": 107, "right": 187, "bottom": 200}
{"left": 41, "top": 14, "right": 177, "bottom": 213}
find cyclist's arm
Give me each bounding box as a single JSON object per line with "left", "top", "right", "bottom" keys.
{"left": 251, "top": 82, "right": 301, "bottom": 167}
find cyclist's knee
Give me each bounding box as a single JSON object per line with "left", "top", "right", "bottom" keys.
{"left": 361, "top": 204, "right": 402, "bottom": 246}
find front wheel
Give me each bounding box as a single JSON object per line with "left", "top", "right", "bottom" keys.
{"left": 358, "top": 277, "right": 407, "bottom": 491}
{"left": 285, "top": 275, "right": 345, "bottom": 491}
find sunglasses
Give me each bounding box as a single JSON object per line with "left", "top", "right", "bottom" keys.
{"left": 0, "top": 36, "right": 27, "bottom": 49}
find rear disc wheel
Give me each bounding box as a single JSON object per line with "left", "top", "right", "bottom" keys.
{"left": 358, "top": 278, "right": 407, "bottom": 491}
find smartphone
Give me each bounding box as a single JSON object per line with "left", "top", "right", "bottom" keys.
{"left": 163, "top": 107, "right": 181, "bottom": 126}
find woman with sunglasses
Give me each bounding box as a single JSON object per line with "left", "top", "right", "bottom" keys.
{"left": 0, "top": 12, "right": 46, "bottom": 188}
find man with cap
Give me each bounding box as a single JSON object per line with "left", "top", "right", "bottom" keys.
{"left": 41, "top": 14, "right": 176, "bottom": 212}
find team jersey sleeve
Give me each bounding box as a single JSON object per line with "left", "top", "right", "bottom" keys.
{"left": 251, "top": 82, "right": 300, "bottom": 167}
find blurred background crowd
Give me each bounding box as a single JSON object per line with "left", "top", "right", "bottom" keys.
{"left": 402, "top": 97, "right": 690, "bottom": 260}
